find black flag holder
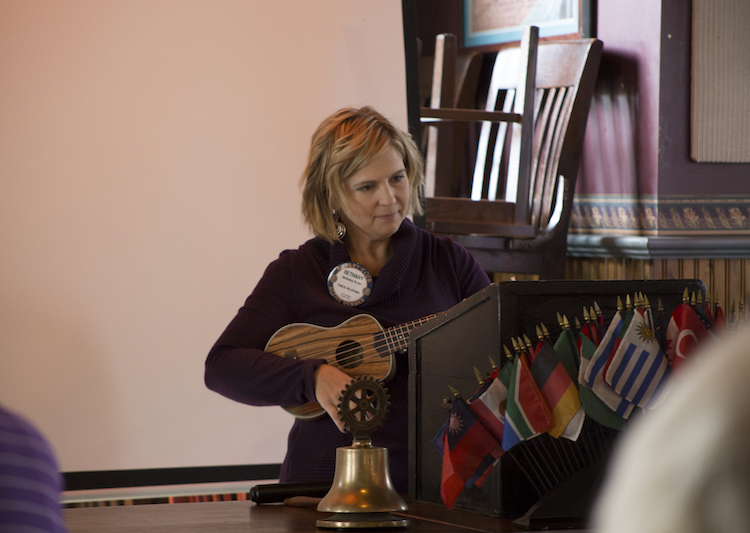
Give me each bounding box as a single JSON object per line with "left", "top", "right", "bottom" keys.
{"left": 408, "top": 279, "right": 706, "bottom": 529}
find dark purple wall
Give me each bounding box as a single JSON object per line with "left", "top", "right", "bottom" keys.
{"left": 577, "top": 0, "right": 661, "bottom": 197}
{"left": 658, "top": 0, "right": 749, "bottom": 196}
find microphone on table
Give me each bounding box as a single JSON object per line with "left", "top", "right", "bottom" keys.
{"left": 248, "top": 481, "right": 332, "bottom": 504}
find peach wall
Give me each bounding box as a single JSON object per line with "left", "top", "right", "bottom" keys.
{"left": 0, "top": 0, "right": 406, "bottom": 473}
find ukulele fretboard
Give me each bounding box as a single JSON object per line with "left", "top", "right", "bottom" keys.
{"left": 377, "top": 315, "right": 437, "bottom": 355}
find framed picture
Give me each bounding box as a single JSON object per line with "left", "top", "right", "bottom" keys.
{"left": 464, "top": 0, "right": 592, "bottom": 48}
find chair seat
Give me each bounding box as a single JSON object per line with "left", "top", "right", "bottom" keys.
{"left": 424, "top": 197, "right": 536, "bottom": 238}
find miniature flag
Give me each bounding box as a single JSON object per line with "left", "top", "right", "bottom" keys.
{"left": 665, "top": 302, "right": 709, "bottom": 370}
{"left": 526, "top": 338, "right": 543, "bottom": 364}
{"left": 608, "top": 307, "right": 634, "bottom": 365}
{"left": 552, "top": 327, "right": 587, "bottom": 440}
{"left": 528, "top": 343, "right": 581, "bottom": 439}
{"left": 595, "top": 309, "right": 605, "bottom": 341}
{"left": 580, "top": 320, "right": 597, "bottom": 346}
{"left": 653, "top": 303, "right": 667, "bottom": 352}
{"left": 578, "top": 333, "right": 628, "bottom": 430}
{"left": 580, "top": 311, "right": 635, "bottom": 420}
{"left": 439, "top": 398, "right": 501, "bottom": 508}
{"left": 470, "top": 377, "right": 508, "bottom": 442}
{"left": 714, "top": 305, "right": 726, "bottom": 330}
{"left": 582, "top": 316, "right": 600, "bottom": 346}
{"left": 604, "top": 308, "right": 671, "bottom": 409}
{"left": 553, "top": 327, "right": 581, "bottom": 383}
{"left": 464, "top": 377, "right": 508, "bottom": 487}
{"left": 501, "top": 355, "right": 553, "bottom": 450}
{"left": 693, "top": 301, "right": 713, "bottom": 330}
{"left": 580, "top": 311, "right": 623, "bottom": 388}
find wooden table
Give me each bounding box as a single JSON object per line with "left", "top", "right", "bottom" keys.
{"left": 64, "top": 498, "right": 584, "bottom": 532}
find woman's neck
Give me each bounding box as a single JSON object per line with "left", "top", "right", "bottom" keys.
{"left": 345, "top": 237, "right": 394, "bottom": 277}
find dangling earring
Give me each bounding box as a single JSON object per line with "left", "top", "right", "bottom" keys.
{"left": 333, "top": 211, "right": 347, "bottom": 240}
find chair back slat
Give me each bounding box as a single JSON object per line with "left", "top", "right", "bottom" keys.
{"left": 512, "top": 25, "right": 538, "bottom": 225}
{"left": 470, "top": 37, "right": 589, "bottom": 232}
{"left": 532, "top": 87, "right": 565, "bottom": 229}
{"left": 538, "top": 87, "right": 574, "bottom": 228}
{"left": 476, "top": 89, "right": 514, "bottom": 202}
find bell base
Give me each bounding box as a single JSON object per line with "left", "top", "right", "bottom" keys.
{"left": 316, "top": 512, "right": 409, "bottom": 529}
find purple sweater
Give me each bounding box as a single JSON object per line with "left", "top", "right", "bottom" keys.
{"left": 0, "top": 405, "right": 66, "bottom": 532}
{"left": 205, "top": 219, "right": 490, "bottom": 492}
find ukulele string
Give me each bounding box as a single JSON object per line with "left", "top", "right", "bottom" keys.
{"left": 277, "top": 315, "right": 438, "bottom": 368}
{"left": 281, "top": 330, "right": 403, "bottom": 367}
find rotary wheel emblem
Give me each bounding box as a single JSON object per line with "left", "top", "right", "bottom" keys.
{"left": 337, "top": 376, "right": 390, "bottom": 441}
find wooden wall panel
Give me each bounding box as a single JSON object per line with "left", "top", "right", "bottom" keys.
{"left": 564, "top": 256, "right": 750, "bottom": 321}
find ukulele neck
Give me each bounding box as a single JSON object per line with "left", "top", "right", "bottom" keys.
{"left": 380, "top": 315, "right": 437, "bottom": 354}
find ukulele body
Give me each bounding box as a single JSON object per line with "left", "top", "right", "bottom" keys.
{"left": 265, "top": 314, "right": 396, "bottom": 420}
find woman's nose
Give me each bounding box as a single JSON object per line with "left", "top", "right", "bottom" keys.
{"left": 379, "top": 184, "right": 396, "bottom": 205}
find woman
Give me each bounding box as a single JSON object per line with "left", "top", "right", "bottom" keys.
{"left": 205, "top": 107, "right": 490, "bottom": 492}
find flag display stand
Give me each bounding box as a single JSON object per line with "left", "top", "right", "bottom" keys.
{"left": 407, "top": 279, "right": 705, "bottom": 528}
{"left": 511, "top": 452, "right": 608, "bottom": 530}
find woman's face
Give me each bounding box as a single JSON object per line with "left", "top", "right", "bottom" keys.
{"left": 338, "top": 146, "right": 409, "bottom": 248}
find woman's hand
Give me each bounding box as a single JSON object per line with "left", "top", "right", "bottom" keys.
{"left": 313, "top": 364, "right": 353, "bottom": 433}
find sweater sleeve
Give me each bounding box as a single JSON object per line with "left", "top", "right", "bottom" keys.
{"left": 204, "top": 253, "right": 325, "bottom": 407}
{"left": 443, "top": 236, "right": 492, "bottom": 299}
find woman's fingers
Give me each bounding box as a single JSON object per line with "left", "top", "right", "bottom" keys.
{"left": 313, "top": 364, "right": 353, "bottom": 433}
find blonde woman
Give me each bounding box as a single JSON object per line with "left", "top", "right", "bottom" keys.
{"left": 205, "top": 107, "right": 490, "bottom": 491}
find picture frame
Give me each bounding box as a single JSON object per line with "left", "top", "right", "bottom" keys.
{"left": 463, "top": 0, "right": 594, "bottom": 48}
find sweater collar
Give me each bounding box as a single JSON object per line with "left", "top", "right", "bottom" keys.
{"left": 326, "top": 219, "right": 423, "bottom": 307}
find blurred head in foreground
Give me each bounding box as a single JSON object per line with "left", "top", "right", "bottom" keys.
{"left": 592, "top": 326, "right": 750, "bottom": 533}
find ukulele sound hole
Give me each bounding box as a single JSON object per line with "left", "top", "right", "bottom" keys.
{"left": 335, "top": 340, "right": 364, "bottom": 369}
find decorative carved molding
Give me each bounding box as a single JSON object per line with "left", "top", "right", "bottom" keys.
{"left": 571, "top": 194, "right": 750, "bottom": 236}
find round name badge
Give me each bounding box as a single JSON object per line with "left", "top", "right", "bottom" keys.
{"left": 327, "top": 262, "right": 373, "bottom": 306}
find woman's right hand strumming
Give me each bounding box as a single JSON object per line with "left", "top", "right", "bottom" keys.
{"left": 313, "top": 364, "right": 353, "bottom": 433}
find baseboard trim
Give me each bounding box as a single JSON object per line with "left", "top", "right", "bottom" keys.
{"left": 567, "top": 234, "right": 750, "bottom": 259}
{"left": 64, "top": 463, "right": 282, "bottom": 491}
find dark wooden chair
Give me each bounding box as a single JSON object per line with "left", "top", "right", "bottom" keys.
{"left": 420, "top": 27, "right": 603, "bottom": 279}
{"left": 420, "top": 34, "right": 483, "bottom": 196}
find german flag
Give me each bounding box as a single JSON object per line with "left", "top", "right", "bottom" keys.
{"left": 529, "top": 342, "right": 581, "bottom": 439}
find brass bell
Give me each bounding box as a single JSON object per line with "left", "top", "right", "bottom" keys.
{"left": 316, "top": 377, "right": 409, "bottom": 529}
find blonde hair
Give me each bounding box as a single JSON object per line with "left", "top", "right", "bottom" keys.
{"left": 300, "top": 107, "right": 424, "bottom": 243}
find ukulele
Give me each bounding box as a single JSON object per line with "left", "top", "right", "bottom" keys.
{"left": 265, "top": 313, "right": 437, "bottom": 419}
